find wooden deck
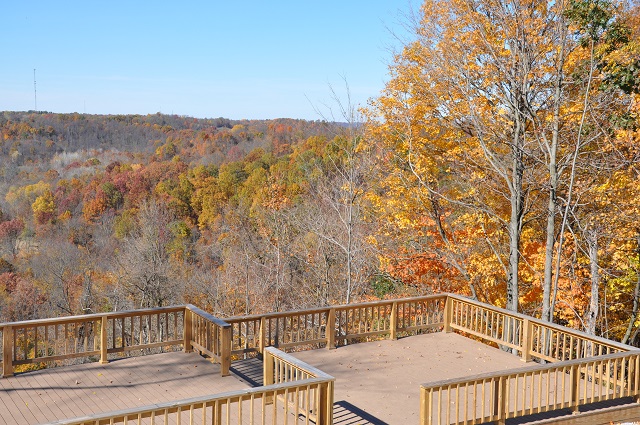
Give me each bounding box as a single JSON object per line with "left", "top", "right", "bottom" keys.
{"left": 0, "top": 351, "right": 248, "bottom": 425}
{"left": 0, "top": 332, "right": 528, "bottom": 425}
{"left": 295, "top": 332, "right": 532, "bottom": 424}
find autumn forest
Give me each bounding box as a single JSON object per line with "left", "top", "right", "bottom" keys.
{"left": 1, "top": 0, "right": 640, "bottom": 347}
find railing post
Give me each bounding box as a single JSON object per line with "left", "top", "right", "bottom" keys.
{"left": 390, "top": 302, "right": 398, "bottom": 340}
{"left": 327, "top": 308, "right": 336, "bottom": 350}
{"left": 443, "top": 296, "right": 453, "bottom": 333}
{"left": 258, "top": 316, "right": 266, "bottom": 355}
{"left": 220, "top": 325, "right": 231, "bottom": 377}
{"left": 100, "top": 316, "right": 108, "bottom": 364}
{"left": 493, "top": 376, "right": 507, "bottom": 425}
{"left": 264, "top": 348, "right": 274, "bottom": 405}
{"left": 2, "top": 325, "right": 14, "bottom": 377}
{"left": 183, "top": 308, "right": 193, "bottom": 353}
{"left": 521, "top": 318, "right": 532, "bottom": 362}
{"left": 317, "top": 381, "right": 334, "bottom": 425}
{"left": 420, "top": 386, "right": 431, "bottom": 425}
{"left": 635, "top": 354, "right": 640, "bottom": 403}
{"left": 570, "top": 364, "right": 580, "bottom": 413}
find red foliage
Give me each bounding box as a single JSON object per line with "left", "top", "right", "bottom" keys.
{"left": 0, "top": 219, "right": 25, "bottom": 239}
{"left": 0, "top": 272, "right": 19, "bottom": 293}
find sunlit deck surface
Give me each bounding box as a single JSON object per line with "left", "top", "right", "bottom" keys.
{"left": 0, "top": 332, "right": 529, "bottom": 425}
{"left": 294, "top": 333, "right": 533, "bottom": 424}
{"left": 0, "top": 351, "right": 247, "bottom": 425}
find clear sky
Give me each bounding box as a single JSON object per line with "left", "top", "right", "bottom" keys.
{"left": 1, "top": 1, "right": 415, "bottom": 120}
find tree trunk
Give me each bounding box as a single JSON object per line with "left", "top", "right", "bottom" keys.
{"left": 622, "top": 232, "right": 640, "bottom": 344}
{"left": 542, "top": 22, "right": 567, "bottom": 322}
{"left": 507, "top": 120, "right": 525, "bottom": 314}
{"left": 585, "top": 231, "right": 599, "bottom": 336}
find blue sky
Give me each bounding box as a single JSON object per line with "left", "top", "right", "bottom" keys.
{"left": 1, "top": 1, "right": 415, "bottom": 120}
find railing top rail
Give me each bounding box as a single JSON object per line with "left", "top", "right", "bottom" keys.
{"left": 0, "top": 305, "right": 187, "bottom": 328}
{"left": 421, "top": 348, "right": 640, "bottom": 390}
{"left": 185, "top": 304, "right": 230, "bottom": 328}
{"left": 332, "top": 294, "right": 446, "bottom": 311}
{"left": 225, "top": 294, "right": 448, "bottom": 322}
{"left": 44, "top": 376, "right": 334, "bottom": 425}
{"left": 265, "top": 346, "right": 335, "bottom": 379}
{"left": 225, "top": 307, "right": 332, "bottom": 323}
{"left": 447, "top": 294, "right": 633, "bottom": 351}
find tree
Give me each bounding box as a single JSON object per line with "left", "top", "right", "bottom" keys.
{"left": 369, "top": 0, "right": 560, "bottom": 311}
{"left": 32, "top": 189, "right": 56, "bottom": 224}
{"left": 0, "top": 219, "right": 24, "bottom": 259}
{"left": 306, "top": 89, "right": 374, "bottom": 304}
{"left": 367, "top": 0, "right": 639, "bottom": 320}
{"left": 114, "top": 200, "right": 181, "bottom": 308}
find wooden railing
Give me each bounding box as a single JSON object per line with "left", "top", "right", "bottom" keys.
{"left": 447, "top": 295, "right": 629, "bottom": 362}
{"left": 185, "top": 305, "right": 232, "bottom": 376}
{"left": 0, "top": 295, "right": 444, "bottom": 378}
{"left": 420, "top": 350, "right": 640, "bottom": 425}
{"left": 226, "top": 307, "right": 330, "bottom": 356}
{"left": 3, "top": 294, "right": 627, "bottom": 379}
{"left": 225, "top": 295, "right": 447, "bottom": 356}
{"left": 1, "top": 306, "right": 185, "bottom": 377}
{"left": 421, "top": 295, "right": 637, "bottom": 425}
{"left": 46, "top": 347, "right": 335, "bottom": 425}
{"left": 4, "top": 294, "right": 638, "bottom": 425}
{"left": 264, "top": 346, "right": 335, "bottom": 424}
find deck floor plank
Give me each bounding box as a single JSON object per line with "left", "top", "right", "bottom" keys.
{"left": 45, "top": 363, "right": 103, "bottom": 417}
{"left": 14, "top": 370, "right": 62, "bottom": 423}
{"left": 1, "top": 370, "right": 42, "bottom": 424}
{"left": 0, "top": 376, "right": 30, "bottom": 425}
{"left": 22, "top": 366, "right": 69, "bottom": 420}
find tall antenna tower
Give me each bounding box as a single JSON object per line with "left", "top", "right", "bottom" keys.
{"left": 33, "top": 69, "right": 37, "bottom": 111}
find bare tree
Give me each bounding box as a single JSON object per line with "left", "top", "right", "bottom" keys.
{"left": 307, "top": 83, "right": 375, "bottom": 304}
{"left": 114, "top": 200, "right": 181, "bottom": 308}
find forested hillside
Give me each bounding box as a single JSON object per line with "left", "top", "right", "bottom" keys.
{"left": 1, "top": 0, "right": 639, "bottom": 346}
{"left": 0, "top": 111, "right": 378, "bottom": 323}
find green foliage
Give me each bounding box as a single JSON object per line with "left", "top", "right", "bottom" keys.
{"left": 114, "top": 210, "right": 135, "bottom": 239}
{"left": 169, "top": 220, "right": 191, "bottom": 238}
{"left": 370, "top": 273, "right": 398, "bottom": 299}
{"left": 101, "top": 182, "right": 123, "bottom": 209}
{"left": 611, "top": 112, "right": 639, "bottom": 130}
{"left": 601, "top": 59, "right": 640, "bottom": 94}
{"left": 0, "top": 257, "right": 15, "bottom": 274}
{"left": 565, "top": 0, "right": 614, "bottom": 43}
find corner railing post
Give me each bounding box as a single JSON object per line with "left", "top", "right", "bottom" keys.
{"left": 420, "top": 386, "right": 431, "bottom": 425}
{"left": 220, "top": 324, "right": 231, "bottom": 377}
{"left": 521, "top": 318, "right": 532, "bottom": 362}
{"left": 100, "top": 316, "right": 108, "bottom": 364}
{"left": 264, "top": 348, "right": 274, "bottom": 404}
{"left": 327, "top": 308, "right": 336, "bottom": 350}
{"left": 443, "top": 296, "right": 453, "bottom": 333}
{"left": 2, "top": 325, "right": 13, "bottom": 377}
{"left": 390, "top": 302, "right": 398, "bottom": 340}
{"left": 258, "top": 316, "right": 266, "bottom": 355}
{"left": 183, "top": 307, "right": 193, "bottom": 353}
{"left": 317, "top": 381, "right": 334, "bottom": 425}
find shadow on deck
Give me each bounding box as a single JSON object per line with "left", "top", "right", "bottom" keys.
{"left": 231, "top": 358, "right": 390, "bottom": 424}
